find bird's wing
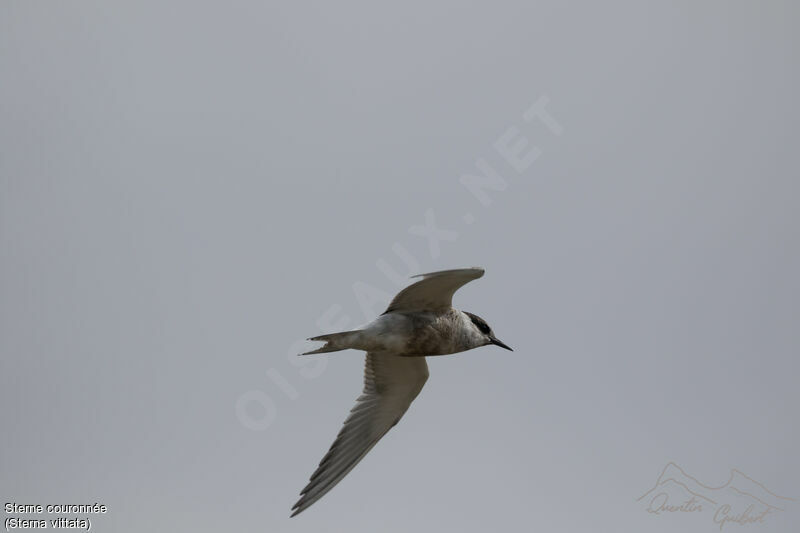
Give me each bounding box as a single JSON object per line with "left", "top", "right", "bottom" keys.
{"left": 291, "top": 352, "right": 429, "bottom": 516}
{"left": 384, "top": 267, "right": 485, "bottom": 313}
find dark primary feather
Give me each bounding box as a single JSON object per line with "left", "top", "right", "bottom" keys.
{"left": 290, "top": 353, "right": 429, "bottom": 517}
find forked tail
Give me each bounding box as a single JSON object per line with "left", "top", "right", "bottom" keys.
{"left": 301, "top": 330, "right": 363, "bottom": 355}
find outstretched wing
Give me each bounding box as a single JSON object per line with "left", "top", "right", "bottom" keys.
{"left": 384, "top": 267, "right": 485, "bottom": 313}
{"left": 291, "top": 353, "right": 429, "bottom": 516}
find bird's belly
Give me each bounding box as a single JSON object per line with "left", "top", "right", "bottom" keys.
{"left": 364, "top": 333, "right": 455, "bottom": 356}
{"left": 403, "top": 332, "right": 459, "bottom": 356}
{"left": 355, "top": 315, "right": 414, "bottom": 353}
{"left": 357, "top": 311, "right": 462, "bottom": 356}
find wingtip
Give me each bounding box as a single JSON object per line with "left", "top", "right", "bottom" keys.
{"left": 410, "top": 266, "right": 485, "bottom": 279}
{"left": 290, "top": 500, "right": 301, "bottom": 517}
{"left": 290, "top": 497, "right": 311, "bottom": 517}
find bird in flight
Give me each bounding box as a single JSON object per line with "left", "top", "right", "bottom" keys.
{"left": 291, "top": 267, "right": 512, "bottom": 516}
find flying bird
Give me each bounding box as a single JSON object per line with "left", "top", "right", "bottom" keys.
{"left": 291, "top": 267, "right": 512, "bottom": 516}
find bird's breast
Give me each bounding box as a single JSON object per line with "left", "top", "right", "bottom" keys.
{"left": 397, "top": 310, "right": 465, "bottom": 356}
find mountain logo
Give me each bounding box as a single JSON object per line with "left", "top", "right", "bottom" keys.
{"left": 637, "top": 462, "right": 794, "bottom": 529}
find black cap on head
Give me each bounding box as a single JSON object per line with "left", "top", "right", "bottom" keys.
{"left": 464, "top": 311, "right": 491, "bottom": 334}
{"left": 465, "top": 311, "right": 512, "bottom": 351}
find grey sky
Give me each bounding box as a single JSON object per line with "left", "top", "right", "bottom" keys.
{"left": 2, "top": 2, "right": 798, "bottom": 532}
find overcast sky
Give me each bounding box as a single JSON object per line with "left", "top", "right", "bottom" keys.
{"left": 2, "top": 2, "right": 798, "bottom": 532}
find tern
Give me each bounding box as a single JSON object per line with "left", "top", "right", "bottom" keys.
{"left": 291, "top": 267, "right": 512, "bottom": 516}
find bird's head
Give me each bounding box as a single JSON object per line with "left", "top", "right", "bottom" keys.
{"left": 463, "top": 311, "right": 512, "bottom": 351}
